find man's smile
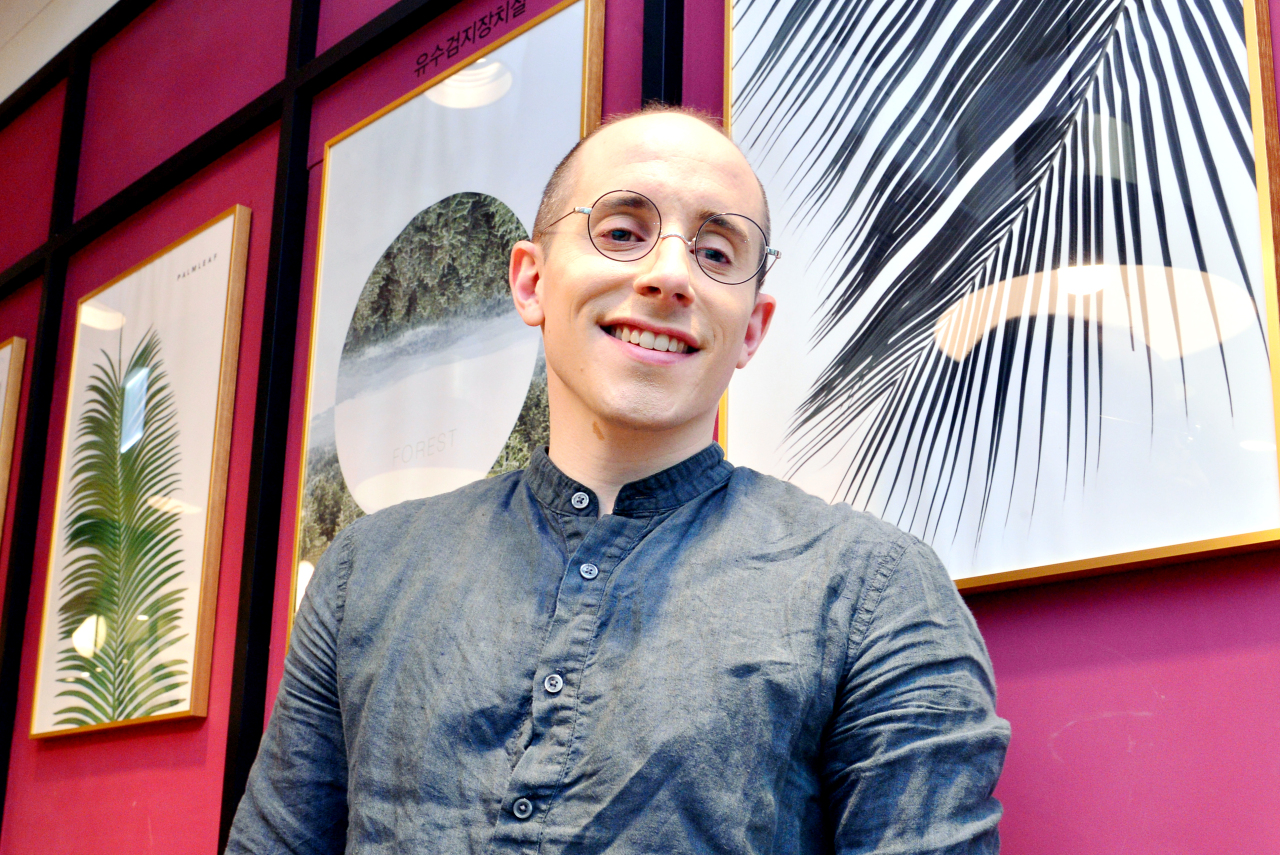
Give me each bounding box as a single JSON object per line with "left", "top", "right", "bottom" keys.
{"left": 601, "top": 321, "right": 699, "bottom": 354}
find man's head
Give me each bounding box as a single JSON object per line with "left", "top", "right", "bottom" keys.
{"left": 531, "top": 106, "right": 773, "bottom": 281}
{"left": 508, "top": 107, "right": 777, "bottom": 447}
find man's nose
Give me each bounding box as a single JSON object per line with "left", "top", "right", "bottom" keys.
{"left": 633, "top": 233, "right": 696, "bottom": 305}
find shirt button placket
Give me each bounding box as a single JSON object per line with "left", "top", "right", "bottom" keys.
{"left": 579, "top": 562, "right": 599, "bottom": 580}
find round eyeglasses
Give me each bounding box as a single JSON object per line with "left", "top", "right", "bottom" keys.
{"left": 543, "top": 190, "right": 781, "bottom": 285}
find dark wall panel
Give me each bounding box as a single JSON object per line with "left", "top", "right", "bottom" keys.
{"left": 0, "top": 125, "right": 279, "bottom": 855}
{"left": 0, "top": 84, "right": 65, "bottom": 272}
{"left": 74, "top": 0, "right": 292, "bottom": 219}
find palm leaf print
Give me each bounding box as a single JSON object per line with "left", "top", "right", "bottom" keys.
{"left": 734, "top": 0, "right": 1265, "bottom": 553}
{"left": 54, "top": 330, "right": 188, "bottom": 727}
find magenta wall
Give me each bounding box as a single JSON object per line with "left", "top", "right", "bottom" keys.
{"left": 75, "top": 0, "right": 291, "bottom": 218}
{"left": 0, "top": 83, "right": 64, "bottom": 271}
{"left": 970, "top": 554, "right": 1280, "bottom": 852}
{"left": 318, "top": 0, "right": 403, "bottom": 53}
{"left": 0, "top": 126, "right": 279, "bottom": 854}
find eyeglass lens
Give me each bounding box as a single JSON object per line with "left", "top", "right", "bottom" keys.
{"left": 586, "top": 191, "right": 767, "bottom": 285}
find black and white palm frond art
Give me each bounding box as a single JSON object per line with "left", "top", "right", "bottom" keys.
{"left": 731, "top": 0, "right": 1280, "bottom": 578}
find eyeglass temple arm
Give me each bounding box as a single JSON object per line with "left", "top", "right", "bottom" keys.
{"left": 540, "top": 206, "right": 594, "bottom": 233}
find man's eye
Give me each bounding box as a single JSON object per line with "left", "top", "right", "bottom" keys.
{"left": 594, "top": 216, "right": 652, "bottom": 250}
{"left": 696, "top": 246, "right": 732, "bottom": 266}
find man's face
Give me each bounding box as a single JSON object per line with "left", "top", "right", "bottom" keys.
{"left": 511, "top": 114, "right": 775, "bottom": 438}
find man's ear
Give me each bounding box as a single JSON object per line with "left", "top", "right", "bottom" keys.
{"left": 737, "top": 290, "right": 777, "bottom": 369}
{"left": 509, "top": 239, "right": 546, "bottom": 327}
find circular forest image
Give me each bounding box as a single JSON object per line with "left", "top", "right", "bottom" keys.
{"left": 299, "top": 193, "right": 548, "bottom": 568}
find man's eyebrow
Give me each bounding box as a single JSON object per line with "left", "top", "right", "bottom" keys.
{"left": 603, "top": 193, "right": 651, "bottom": 210}
{"left": 699, "top": 211, "right": 750, "bottom": 240}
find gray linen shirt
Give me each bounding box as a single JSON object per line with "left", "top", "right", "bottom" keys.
{"left": 229, "top": 444, "right": 1008, "bottom": 854}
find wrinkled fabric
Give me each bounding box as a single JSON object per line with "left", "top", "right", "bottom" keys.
{"left": 229, "top": 445, "right": 1008, "bottom": 854}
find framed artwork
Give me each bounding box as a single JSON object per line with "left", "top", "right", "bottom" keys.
{"left": 291, "top": 0, "right": 604, "bottom": 617}
{"left": 31, "top": 206, "right": 249, "bottom": 737}
{"left": 727, "top": 0, "right": 1280, "bottom": 587}
{"left": 0, "top": 336, "right": 26, "bottom": 530}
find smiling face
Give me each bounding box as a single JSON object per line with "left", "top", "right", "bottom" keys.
{"left": 509, "top": 113, "right": 776, "bottom": 448}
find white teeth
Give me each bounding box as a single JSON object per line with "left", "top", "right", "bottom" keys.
{"left": 607, "top": 325, "right": 690, "bottom": 353}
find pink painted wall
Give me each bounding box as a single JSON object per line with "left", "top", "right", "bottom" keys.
{"left": 267, "top": 0, "right": 647, "bottom": 713}
{"left": 75, "top": 0, "right": 291, "bottom": 219}
{"left": 0, "top": 83, "right": 64, "bottom": 271}
{"left": 318, "top": 0, "right": 404, "bottom": 54}
{"left": 0, "top": 125, "right": 279, "bottom": 855}
{"left": 682, "top": 0, "right": 724, "bottom": 117}
{"left": 969, "top": 554, "right": 1280, "bottom": 852}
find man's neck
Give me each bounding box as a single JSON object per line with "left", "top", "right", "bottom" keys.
{"left": 546, "top": 412, "right": 717, "bottom": 515}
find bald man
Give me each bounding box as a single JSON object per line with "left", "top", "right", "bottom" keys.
{"left": 228, "top": 106, "right": 1009, "bottom": 855}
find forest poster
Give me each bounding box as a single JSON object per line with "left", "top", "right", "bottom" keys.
{"left": 293, "top": 0, "right": 598, "bottom": 615}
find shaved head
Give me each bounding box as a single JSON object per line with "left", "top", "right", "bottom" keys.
{"left": 532, "top": 106, "right": 772, "bottom": 257}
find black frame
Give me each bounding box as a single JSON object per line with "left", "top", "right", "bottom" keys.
{"left": 0, "top": 0, "right": 681, "bottom": 849}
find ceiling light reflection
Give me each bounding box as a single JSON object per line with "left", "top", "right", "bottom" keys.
{"left": 425, "top": 58, "right": 513, "bottom": 109}
{"left": 146, "top": 495, "right": 202, "bottom": 515}
{"left": 81, "top": 301, "right": 126, "bottom": 330}
{"left": 933, "top": 264, "right": 1259, "bottom": 362}
{"left": 71, "top": 614, "right": 107, "bottom": 658}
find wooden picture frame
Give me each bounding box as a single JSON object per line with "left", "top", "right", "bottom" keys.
{"left": 288, "top": 0, "right": 604, "bottom": 626}
{"left": 726, "top": 0, "right": 1280, "bottom": 589}
{"left": 0, "top": 337, "right": 27, "bottom": 533}
{"left": 31, "top": 205, "right": 249, "bottom": 737}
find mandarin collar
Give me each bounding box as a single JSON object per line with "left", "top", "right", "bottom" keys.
{"left": 525, "top": 443, "right": 733, "bottom": 518}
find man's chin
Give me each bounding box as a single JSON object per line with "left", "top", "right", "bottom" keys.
{"left": 594, "top": 397, "right": 718, "bottom": 437}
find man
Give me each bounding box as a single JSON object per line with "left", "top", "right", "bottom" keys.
{"left": 229, "top": 107, "right": 1009, "bottom": 854}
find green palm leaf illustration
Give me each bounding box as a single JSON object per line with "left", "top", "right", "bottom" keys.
{"left": 735, "top": 0, "right": 1259, "bottom": 545}
{"left": 54, "top": 329, "right": 187, "bottom": 727}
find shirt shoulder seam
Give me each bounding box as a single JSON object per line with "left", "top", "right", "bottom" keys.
{"left": 845, "top": 531, "right": 910, "bottom": 660}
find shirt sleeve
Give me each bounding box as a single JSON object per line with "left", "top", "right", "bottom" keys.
{"left": 225, "top": 528, "right": 354, "bottom": 855}
{"left": 823, "top": 538, "right": 1010, "bottom": 854}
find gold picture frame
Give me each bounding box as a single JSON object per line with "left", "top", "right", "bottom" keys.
{"left": 31, "top": 205, "right": 249, "bottom": 737}
{"left": 0, "top": 336, "right": 27, "bottom": 532}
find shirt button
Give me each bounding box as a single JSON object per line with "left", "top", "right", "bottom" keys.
{"left": 571, "top": 491, "right": 590, "bottom": 509}
{"left": 543, "top": 673, "right": 564, "bottom": 694}
{"left": 512, "top": 797, "right": 533, "bottom": 819}
{"left": 579, "top": 563, "right": 599, "bottom": 580}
